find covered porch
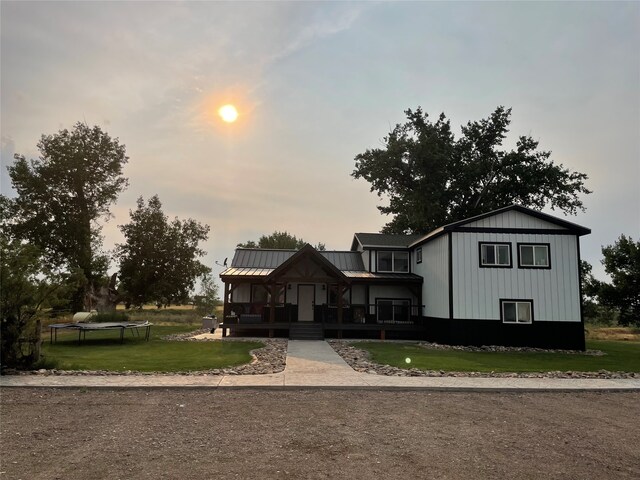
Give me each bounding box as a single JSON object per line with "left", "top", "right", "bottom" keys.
{"left": 219, "top": 245, "right": 425, "bottom": 339}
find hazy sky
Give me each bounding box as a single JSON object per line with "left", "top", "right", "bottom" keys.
{"left": 1, "top": 1, "right": 639, "bottom": 285}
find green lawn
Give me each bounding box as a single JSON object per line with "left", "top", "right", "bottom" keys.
{"left": 352, "top": 340, "right": 640, "bottom": 373}
{"left": 41, "top": 325, "right": 262, "bottom": 372}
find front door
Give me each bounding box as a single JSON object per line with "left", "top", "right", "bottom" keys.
{"left": 298, "top": 285, "right": 315, "bottom": 322}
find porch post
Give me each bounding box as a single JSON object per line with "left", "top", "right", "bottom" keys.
{"left": 337, "top": 283, "right": 343, "bottom": 324}
{"left": 337, "top": 282, "right": 343, "bottom": 339}
{"left": 269, "top": 283, "right": 276, "bottom": 323}
{"left": 223, "top": 282, "right": 230, "bottom": 319}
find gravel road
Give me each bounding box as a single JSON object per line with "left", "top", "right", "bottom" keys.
{"left": 1, "top": 389, "right": 638, "bottom": 479}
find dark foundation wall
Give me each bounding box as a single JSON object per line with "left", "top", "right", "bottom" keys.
{"left": 424, "top": 317, "right": 586, "bottom": 351}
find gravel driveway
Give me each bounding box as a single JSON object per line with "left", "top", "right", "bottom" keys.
{"left": 1, "top": 389, "right": 638, "bottom": 479}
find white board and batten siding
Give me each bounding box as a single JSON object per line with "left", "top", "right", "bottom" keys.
{"left": 413, "top": 234, "right": 449, "bottom": 318}
{"left": 451, "top": 232, "right": 580, "bottom": 322}
{"left": 463, "top": 210, "right": 566, "bottom": 230}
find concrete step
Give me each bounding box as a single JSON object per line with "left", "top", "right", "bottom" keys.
{"left": 289, "top": 323, "right": 324, "bottom": 340}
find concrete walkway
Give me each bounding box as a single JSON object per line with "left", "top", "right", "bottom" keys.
{"left": 2, "top": 340, "right": 639, "bottom": 391}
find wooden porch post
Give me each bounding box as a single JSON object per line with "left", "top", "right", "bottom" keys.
{"left": 269, "top": 283, "right": 276, "bottom": 323}
{"left": 269, "top": 283, "right": 276, "bottom": 338}
{"left": 223, "top": 282, "right": 230, "bottom": 319}
{"left": 337, "top": 282, "right": 343, "bottom": 339}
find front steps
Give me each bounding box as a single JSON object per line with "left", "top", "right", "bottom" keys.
{"left": 289, "top": 322, "right": 324, "bottom": 340}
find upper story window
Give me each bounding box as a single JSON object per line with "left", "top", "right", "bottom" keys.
{"left": 518, "top": 243, "right": 550, "bottom": 268}
{"left": 479, "top": 242, "right": 512, "bottom": 268}
{"left": 377, "top": 251, "right": 409, "bottom": 272}
{"left": 416, "top": 247, "right": 423, "bottom": 264}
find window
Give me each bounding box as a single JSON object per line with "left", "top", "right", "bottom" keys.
{"left": 377, "top": 251, "right": 409, "bottom": 272}
{"left": 501, "top": 300, "right": 533, "bottom": 324}
{"left": 328, "top": 284, "right": 350, "bottom": 306}
{"left": 416, "top": 247, "right": 423, "bottom": 264}
{"left": 479, "top": 242, "right": 512, "bottom": 267}
{"left": 251, "top": 284, "right": 284, "bottom": 304}
{"left": 376, "top": 299, "right": 411, "bottom": 323}
{"left": 518, "top": 244, "right": 550, "bottom": 268}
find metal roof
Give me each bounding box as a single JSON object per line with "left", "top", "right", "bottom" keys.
{"left": 219, "top": 267, "right": 273, "bottom": 277}
{"left": 230, "top": 248, "right": 365, "bottom": 271}
{"left": 321, "top": 251, "right": 364, "bottom": 271}
{"left": 232, "top": 249, "right": 296, "bottom": 268}
{"left": 352, "top": 233, "right": 422, "bottom": 249}
{"left": 343, "top": 271, "right": 422, "bottom": 282}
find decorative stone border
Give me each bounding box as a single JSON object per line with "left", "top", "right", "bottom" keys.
{"left": 328, "top": 340, "right": 638, "bottom": 379}
{"left": 6, "top": 335, "right": 288, "bottom": 376}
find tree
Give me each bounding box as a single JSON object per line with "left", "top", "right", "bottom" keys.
{"left": 116, "top": 195, "right": 211, "bottom": 308}
{"left": 7, "top": 122, "right": 128, "bottom": 310}
{"left": 596, "top": 235, "right": 639, "bottom": 326}
{"left": 237, "top": 231, "right": 325, "bottom": 250}
{"left": 352, "top": 106, "right": 591, "bottom": 234}
{"left": 0, "top": 234, "right": 64, "bottom": 369}
{"left": 193, "top": 272, "right": 220, "bottom": 316}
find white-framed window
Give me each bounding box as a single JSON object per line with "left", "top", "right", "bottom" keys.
{"left": 416, "top": 247, "right": 423, "bottom": 264}
{"left": 479, "top": 242, "right": 512, "bottom": 267}
{"left": 518, "top": 244, "right": 550, "bottom": 268}
{"left": 501, "top": 300, "right": 533, "bottom": 324}
{"left": 377, "top": 251, "right": 409, "bottom": 272}
{"left": 376, "top": 299, "right": 411, "bottom": 323}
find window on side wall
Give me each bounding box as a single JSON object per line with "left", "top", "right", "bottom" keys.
{"left": 377, "top": 251, "right": 409, "bottom": 272}
{"left": 501, "top": 300, "right": 533, "bottom": 324}
{"left": 479, "top": 242, "right": 512, "bottom": 267}
{"left": 416, "top": 247, "right": 423, "bottom": 264}
{"left": 518, "top": 244, "right": 550, "bottom": 268}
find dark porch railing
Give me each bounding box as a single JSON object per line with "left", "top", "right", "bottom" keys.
{"left": 224, "top": 303, "right": 424, "bottom": 326}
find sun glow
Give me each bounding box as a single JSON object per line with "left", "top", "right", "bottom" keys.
{"left": 218, "top": 104, "right": 238, "bottom": 123}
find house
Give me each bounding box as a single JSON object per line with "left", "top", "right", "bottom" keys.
{"left": 219, "top": 205, "right": 590, "bottom": 349}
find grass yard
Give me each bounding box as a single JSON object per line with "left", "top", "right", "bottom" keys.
{"left": 41, "top": 325, "right": 262, "bottom": 372}
{"left": 353, "top": 340, "right": 640, "bottom": 373}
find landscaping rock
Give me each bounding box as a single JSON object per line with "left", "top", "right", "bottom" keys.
{"left": 328, "top": 339, "right": 639, "bottom": 379}
{"left": 8, "top": 334, "right": 287, "bottom": 377}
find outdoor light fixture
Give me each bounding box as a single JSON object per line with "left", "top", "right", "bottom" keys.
{"left": 288, "top": 284, "right": 292, "bottom": 290}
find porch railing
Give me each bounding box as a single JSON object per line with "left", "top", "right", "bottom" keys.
{"left": 225, "top": 303, "right": 425, "bottom": 325}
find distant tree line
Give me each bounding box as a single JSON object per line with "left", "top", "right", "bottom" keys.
{"left": 238, "top": 231, "right": 325, "bottom": 250}
{"left": 1, "top": 122, "right": 213, "bottom": 368}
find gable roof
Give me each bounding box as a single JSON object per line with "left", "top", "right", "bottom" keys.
{"left": 441, "top": 205, "right": 591, "bottom": 234}
{"left": 409, "top": 204, "right": 591, "bottom": 248}
{"left": 266, "top": 244, "right": 348, "bottom": 282}
{"left": 351, "top": 233, "right": 422, "bottom": 250}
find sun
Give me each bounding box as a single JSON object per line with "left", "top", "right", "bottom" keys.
{"left": 218, "top": 104, "right": 238, "bottom": 123}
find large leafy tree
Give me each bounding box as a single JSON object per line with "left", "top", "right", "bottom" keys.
{"left": 238, "top": 231, "right": 325, "bottom": 250}
{"left": 0, "top": 199, "right": 67, "bottom": 368}
{"left": 353, "top": 106, "right": 591, "bottom": 234}
{"left": 7, "top": 122, "right": 128, "bottom": 310}
{"left": 116, "top": 195, "right": 210, "bottom": 308}
{"left": 596, "top": 235, "right": 639, "bottom": 326}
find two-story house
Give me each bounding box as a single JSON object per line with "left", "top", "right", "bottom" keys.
{"left": 219, "top": 205, "right": 590, "bottom": 349}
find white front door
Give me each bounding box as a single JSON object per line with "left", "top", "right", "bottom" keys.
{"left": 298, "top": 285, "right": 315, "bottom": 322}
